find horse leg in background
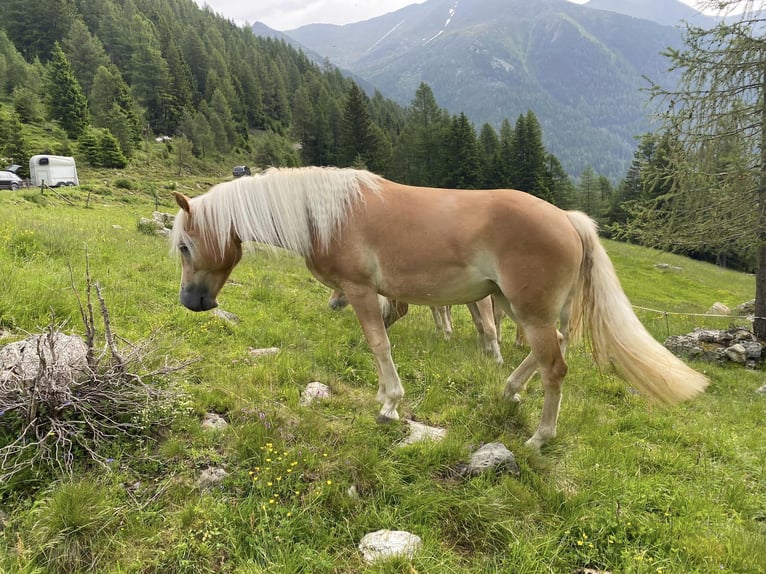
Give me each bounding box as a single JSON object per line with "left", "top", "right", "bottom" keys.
{"left": 514, "top": 325, "right": 526, "bottom": 347}
{"left": 330, "top": 289, "right": 408, "bottom": 329}
{"left": 467, "top": 297, "right": 503, "bottom": 363}
{"left": 430, "top": 306, "right": 453, "bottom": 339}
{"left": 344, "top": 286, "right": 405, "bottom": 421}
{"left": 328, "top": 288, "right": 349, "bottom": 310}
{"left": 379, "top": 296, "right": 409, "bottom": 329}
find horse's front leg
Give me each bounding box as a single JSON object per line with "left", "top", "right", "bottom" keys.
{"left": 344, "top": 287, "right": 405, "bottom": 422}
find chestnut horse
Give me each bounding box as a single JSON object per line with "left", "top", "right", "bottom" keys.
{"left": 170, "top": 166, "right": 708, "bottom": 449}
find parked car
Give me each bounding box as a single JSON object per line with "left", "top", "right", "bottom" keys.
{"left": 232, "top": 165, "right": 251, "bottom": 178}
{"left": 0, "top": 170, "right": 22, "bottom": 190}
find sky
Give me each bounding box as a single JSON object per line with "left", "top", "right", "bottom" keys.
{"left": 193, "top": 0, "right": 714, "bottom": 31}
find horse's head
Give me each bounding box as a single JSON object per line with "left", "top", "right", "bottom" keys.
{"left": 172, "top": 192, "right": 242, "bottom": 312}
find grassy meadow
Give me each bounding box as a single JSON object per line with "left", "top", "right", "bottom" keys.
{"left": 0, "top": 175, "right": 764, "bottom": 573}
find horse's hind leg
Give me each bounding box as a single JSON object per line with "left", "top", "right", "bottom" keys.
{"left": 521, "top": 324, "right": 568, "bottom": 450}
{"left": 344, "top": 286, "right": 405, "bottom": 421}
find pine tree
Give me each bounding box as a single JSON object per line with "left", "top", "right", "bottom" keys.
{"left": 339, "top": 82, "right": 378, "bottom": 169}
{"left": 45, "top": 43, "right": 89, "bottom": 138}
{"left": 510, "top": 111, "right": 548, "bottom": 199}
{"left": 99, "top": 130, "right": 127, "bottom": 168}
{"left": 478, "top": 122, "right": 500, "bottom": 188}
{"left": 90, "top": 65, "right": 141, "bottom": 156}
{"left": 442, "top": 112, "right": 481, "bottom": 189}
{"left": 393, "top": 83, "right": 450, "bottom": 185}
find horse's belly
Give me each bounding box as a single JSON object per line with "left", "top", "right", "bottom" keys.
{"left": 376, "top": 269, "right": 496, "bottom": 306}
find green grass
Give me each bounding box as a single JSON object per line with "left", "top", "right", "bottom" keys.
{"left": 0, "top": 179, "right": 764, "bottom": 573}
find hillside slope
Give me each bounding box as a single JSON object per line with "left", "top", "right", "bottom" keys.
{"left": 278, "top": 0, "right": 684, "bottom": 178}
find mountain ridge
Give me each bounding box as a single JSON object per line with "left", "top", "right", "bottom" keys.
{"left": 266, "top": 0, "right": 687, "bottom": 179}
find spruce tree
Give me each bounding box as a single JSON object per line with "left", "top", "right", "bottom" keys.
{"left": 442, "top": 112, "right": 481, "bottom": 189}
{"left": 45, "top": 43, "right": 89, "bottom": 138}
{"left": 99, "top": 130, "right": 127, "bottom": 168}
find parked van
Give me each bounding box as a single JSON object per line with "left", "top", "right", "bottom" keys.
{"left": 29, "top": 155, "right": 79, "bottom": 187}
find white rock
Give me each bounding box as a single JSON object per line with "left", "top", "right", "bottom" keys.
{"left": 725, "top": 343, "right": 747, "bottom": 364}
{"left": 201, "top": 412, "right": 228, "bottom": 431}
{"left": 196, "top": 467, "right": 228, "bottom": 490}
{"left": 399, "top": 420, "right": 447, "bottom": 446}
{"left": 300, "top": 381, "right": 331, "bottom": 406}
{"left": 249, "top": 346, "right": 280, "bottom": 357}
{"left": 358, "top": 529, "right": 422, "bottom": 563}
{"left": 706, "top": 302, "right": 730, "bottom": 315}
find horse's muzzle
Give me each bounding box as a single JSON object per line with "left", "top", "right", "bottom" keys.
{"left": 179, "top": 286, "right": 218, "bottom": 312}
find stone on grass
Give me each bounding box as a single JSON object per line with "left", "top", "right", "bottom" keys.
{"left": 213, "top": 309, "right": 240, "bottom": 324}
{"left": 466, "top": 442, "right": 520, "bottom": 476}
{"left": 300, "top": 381, "right": 331, "bottom": 406}
{"left": 0, "top": 333, "right": 88, "bottom": 385}
{"left": 358, "top": 529, "right": 422, "bottom": 564}
{"left": 706, "top": 302, "right": 730, "bottom": 315}
{"left": 249, "top": 346, "right": 280, "bottom": 357}
{"left": 196, "top": 467, "right": 228, "bottom": 490}
{"left": 757, "top": 384, "right": 766, "bottom": 394}
{"left": 399, "top": 420, "right": 447, "bottom": 446}
{"left": 201, "top": 412, "right": 228, "bottom": 432}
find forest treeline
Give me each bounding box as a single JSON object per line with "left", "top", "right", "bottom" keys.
{"left": 0, "top": 0, "right": 751, "bottom": 270}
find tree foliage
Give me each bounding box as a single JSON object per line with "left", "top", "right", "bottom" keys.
{"left": 614, "top": 1, "right": 766, "bottom": 335}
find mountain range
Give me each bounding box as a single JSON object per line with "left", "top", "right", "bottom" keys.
{"left": 254, "top": 0, "right": 699, "bottom": 179}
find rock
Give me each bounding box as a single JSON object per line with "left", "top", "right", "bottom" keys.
{"left": 201, "top": 412, "right": 228, "bottom": 431}
{"left": 756, "top": 384, "right": 766, "bottom": 394}
{"left": 299, "top": 381, "right": 331, "bottom": 406}
{"left": 249, "top": 347, "right": 280, "bottom": 357}
{"left": 666, "top": 327, "right": 763, "bottom": 367}
{"left": 664, "top": 334, "right": 705, "bottom": 359}
{"left": 706, "top": 302, "right": 730, "bottom": 315}
{"left": 0, "top": 333, "right": 88, "bottom": 386}
{"left": 212, "top": 309, "right": 240, "bottom": 324}
{"left": 399, "top": 420, "right": 447, "bottom": 446}
{"left": 358, "top": 529, "right": 422, "bottom": 563}
{"left": 196, "top": 467, "right": 228, "bottom": 490}
{"left": 466, "top": 442, "right": 520, "bottom": 476}
{"left": 734, "top": 299, "right": 755, "bottom": 316}
{"left": 725, "top": 343, "right": 747, "bottom": 364}
{"left": 654, "top": 263, "right": 683, "bottom": 271}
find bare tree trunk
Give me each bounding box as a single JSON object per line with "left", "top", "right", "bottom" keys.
{"left": 754, "top": 60, "right": 766, "bottom": 340}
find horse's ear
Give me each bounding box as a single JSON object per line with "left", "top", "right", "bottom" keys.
{"left": 173, "top": 191, "right": 191, "bottom": 213}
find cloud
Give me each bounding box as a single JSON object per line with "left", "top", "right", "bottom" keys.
{"left": 195, "top": 0, "right": 423, "bottom": 31}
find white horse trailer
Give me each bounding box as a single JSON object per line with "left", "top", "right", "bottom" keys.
{"left": 29, "top": 155, "right": 79, "bottom": 187}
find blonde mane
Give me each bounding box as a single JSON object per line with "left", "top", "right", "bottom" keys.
{"left": 171, "top": 166, "right": 381, "bottom": 258}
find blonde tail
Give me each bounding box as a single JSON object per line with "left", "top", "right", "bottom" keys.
{"left": 566, "top": 211, "right": 709, "bottom": 405}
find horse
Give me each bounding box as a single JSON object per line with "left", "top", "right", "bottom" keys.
{"left": 170, "top": 166, "right": 709, "bottom": 450}
{"left": 328, "top": 289, "right": 504, "bottom": 363}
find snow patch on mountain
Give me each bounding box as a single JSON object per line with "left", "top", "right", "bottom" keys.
{"left": 424, "top": 0, "right": 460, "bottom": 45}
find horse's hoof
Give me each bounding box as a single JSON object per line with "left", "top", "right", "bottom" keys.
{"left": 524, "top": 436, "right": 544, "bottom": 452}
{"left": 503, "top": 390, "right": 522, "bottom": 403}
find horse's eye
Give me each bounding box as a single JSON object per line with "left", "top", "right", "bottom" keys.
{"left": 178, "top": 244, "right": 190, "bottom": 255}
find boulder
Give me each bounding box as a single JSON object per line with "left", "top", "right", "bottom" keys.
{"left": 466, "top": 442, "right": 520, "bottom": 476}
{"left": 358, "top": 529, "right": 422, "bottom": 563}
{"left": 299, "top": 381, "right": 331, "bottom": 406}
